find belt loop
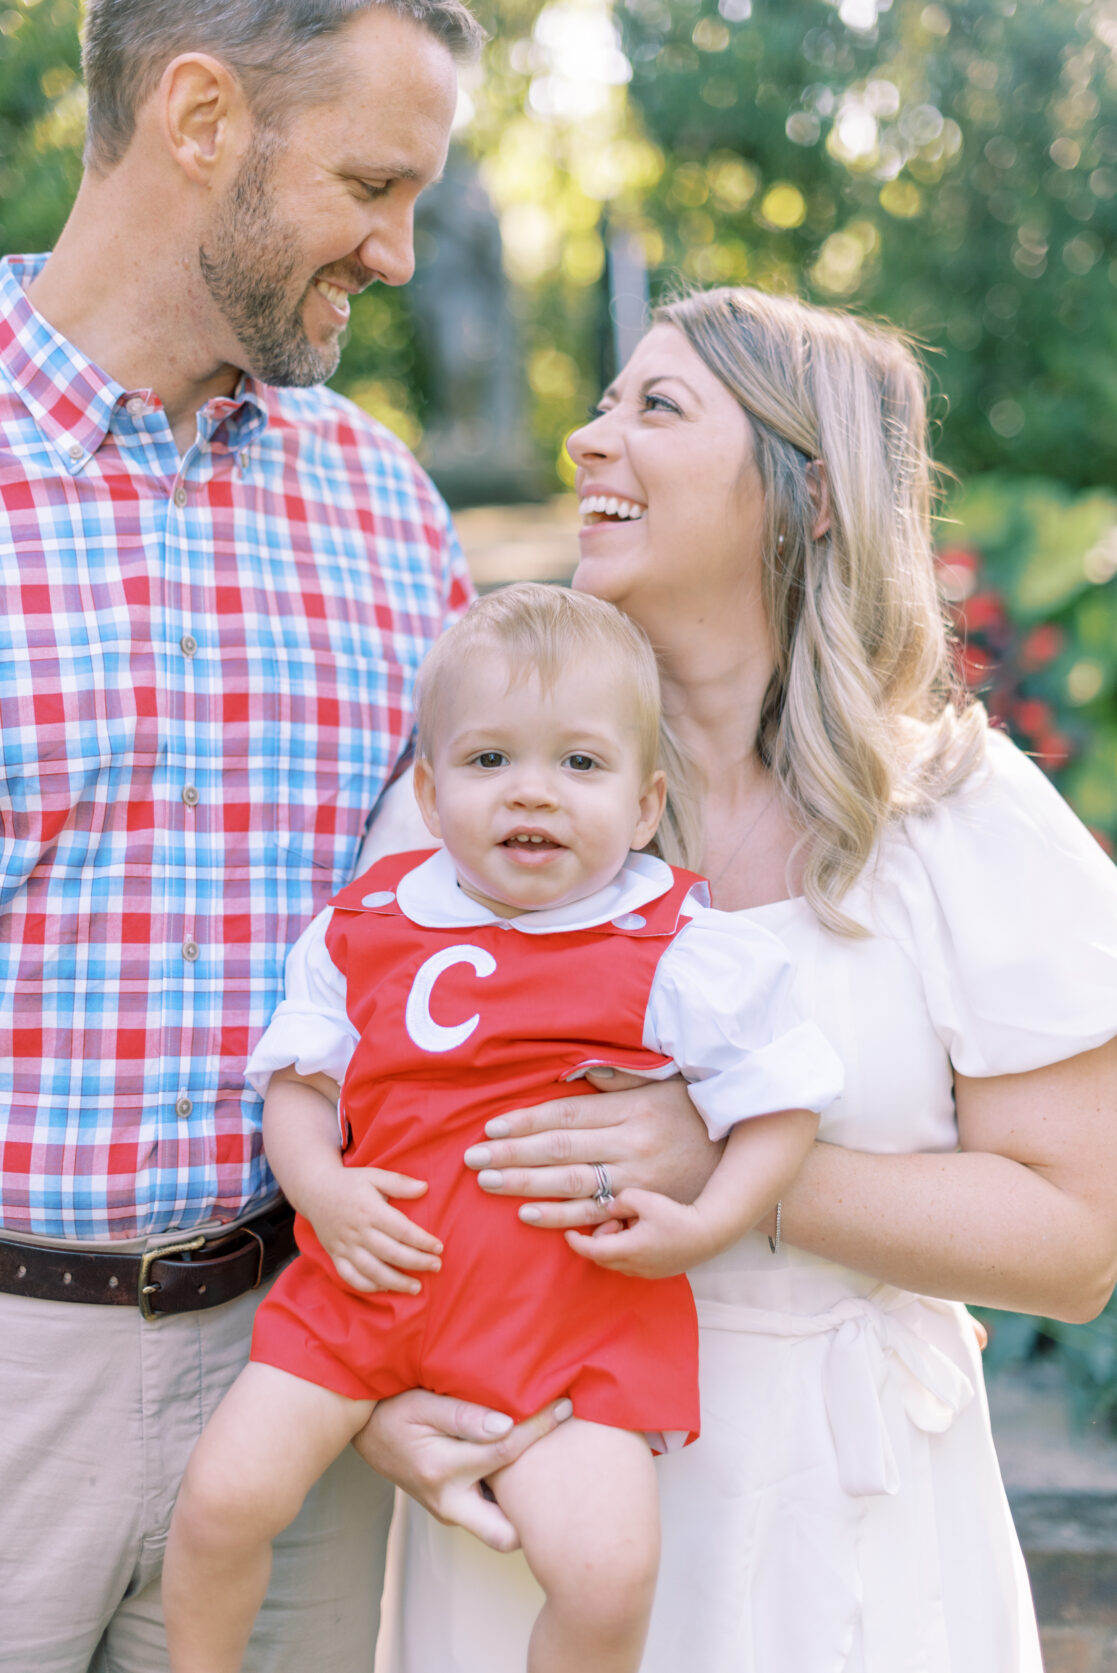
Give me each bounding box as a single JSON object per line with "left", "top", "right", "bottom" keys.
{"left": 138, "top": 1235, "right": 207, "bottom": 1321}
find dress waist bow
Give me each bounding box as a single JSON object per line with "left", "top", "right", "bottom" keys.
{"left": 696, "top": 1285, "right": 976, "bottom": 1497}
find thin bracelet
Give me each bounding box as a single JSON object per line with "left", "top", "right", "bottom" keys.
{"left": 767, "top": 1200, "right": 782, "bottom": 1255}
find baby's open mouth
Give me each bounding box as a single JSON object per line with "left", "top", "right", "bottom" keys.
{"left": 502, "top": 834, "right": 562, "bottom": 849}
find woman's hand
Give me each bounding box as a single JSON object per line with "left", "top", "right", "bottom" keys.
{"left": 461, "top": 1071, "right": 723, "bottom": 1230}
{"left": 352, "top": 1390, "right": 573, "bottom": 1552}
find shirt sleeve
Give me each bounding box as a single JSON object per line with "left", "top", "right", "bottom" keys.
{"left": 244, "top": 908, "right": 358, "bottom": 1099}
{"left": 645, "top": 906, "right": 845, "bottom": 1140}
{"left": 872, "top": 728, "right": 1117, "bottom": 1076}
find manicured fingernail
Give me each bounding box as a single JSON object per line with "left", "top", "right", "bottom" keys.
{"left": 478, "top": 1169, "right": 503, "bottom": 1190}
{"left": 554, "top": 1398, "right": 574, "bottom": 1421}
{"left": 464, "top": 1145, "right": 492, "bottom": 1168}
{"left": 483, "top": 1411, "right": 514, "bottom": 1437}
{"left": 485, "top": 1118, "right": 510, "bottom": 1138}
{"left": 519, "top": 1205, "right": 542, "bottom": 1223}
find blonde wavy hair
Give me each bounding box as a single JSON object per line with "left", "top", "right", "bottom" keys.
{"left": 656, "top": 286, "right": 986, "bottom": 933}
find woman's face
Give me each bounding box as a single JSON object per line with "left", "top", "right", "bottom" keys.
{"left": 567, "top": 323, "right": 765, "bottom": 628}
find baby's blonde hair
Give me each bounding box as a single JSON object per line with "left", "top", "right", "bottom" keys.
{"left": 415, "top": 582, "right": 698, "bottom": 865}
{"left": 656, "top": 286, "right": 986, "bottom": 932}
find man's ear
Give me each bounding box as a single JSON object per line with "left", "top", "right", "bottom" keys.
{"left": 806, "top": 458, "right": 831, "bottom": 541}
{"left": 633, "top": 768, "right": 667, "bottom": 852}
{"left": 159, "top": 52, "right": 251, "bottom": 184}
{"left": 412, "top": 756, "right": 443, "bottom": 841}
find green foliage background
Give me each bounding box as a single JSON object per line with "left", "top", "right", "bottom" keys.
{"left": 2, "top": 0, "right": 1117, "bottom": 1416}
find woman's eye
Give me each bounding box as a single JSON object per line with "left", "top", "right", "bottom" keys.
{"left": 474, "top": 751, "right": 507, "bottom": 769}
{"left": 643, "top": 392, "right": 679, "bottom": 415}
{"left": 565, "top": 754, "right": 597, "bottom": 772}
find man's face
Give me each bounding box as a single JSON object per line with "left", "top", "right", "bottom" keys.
{"left": 199, "top": 7, "right": 458, "bottom": 385}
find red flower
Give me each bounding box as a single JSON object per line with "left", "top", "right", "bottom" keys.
{"left": 1018, "top": 624, "right": 1065, "bottom": 671}
{"left": 959, "top": 592, "right": 1009, "bottom": 635}
{"left": 1012, "top": 697, "right": 1054, "bottom": 736}
{"left": 1034, "top": 732, "right": 1073, "bottom": 770}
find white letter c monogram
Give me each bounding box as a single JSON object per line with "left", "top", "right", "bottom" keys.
{"left": 404, "top": 945, "right": 497, "bottom": 1054}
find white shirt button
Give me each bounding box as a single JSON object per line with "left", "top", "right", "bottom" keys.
{"left": 182, "top": 938, "right": 200, "bottom": 962}
{"left": 174, "top": 486, "right": 188, "bottom": 508}
{"left": 181, "top": 785, "right": 200, "bottom": 807}
{"left": 126, "top": 396, "right": 147, "bottom": 416}
{"left": 68, "top": 443, "right": 83, "bottom": 462}
{"left": 175, "top": 1095, "right": 193, "bottom": 1119}
{"left": 180, "top": 634, "right": 198, "bottom": 657}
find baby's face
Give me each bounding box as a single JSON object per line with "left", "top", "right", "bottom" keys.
{"left": 413, "top": 652, "right": 665, "bottom": 917}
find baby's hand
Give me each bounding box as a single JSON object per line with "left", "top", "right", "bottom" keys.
{"left": 564, "top": 1188, "right": 714, "bottom": 1279}
{"left": 303, "top": 1167, "right": 443, "bottom": 1295}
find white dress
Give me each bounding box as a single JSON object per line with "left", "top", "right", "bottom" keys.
{"left": 374, "top": 732, "right": 1117, "bottom": 1673}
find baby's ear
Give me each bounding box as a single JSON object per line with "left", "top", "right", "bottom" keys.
{"left": 412, "top": 757, "right": 442, "bottom": 840}
{"left": 633, "top": 768, "right": 668, "bottom": 849}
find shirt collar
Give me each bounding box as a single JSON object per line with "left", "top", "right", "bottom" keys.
{"left": 393, "top": 847, "right": 677, "bottom": 935}
{"left": 0, "top": 252, "right": 270, "bottom": 471}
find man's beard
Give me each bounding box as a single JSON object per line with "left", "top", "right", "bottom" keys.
{"left": 198, "top": 137, "right": 341, "bottom": 388}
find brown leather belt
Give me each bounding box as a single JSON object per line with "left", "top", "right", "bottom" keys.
{"left": 0, "top": 1200, "right": 297, "bottom": 1320}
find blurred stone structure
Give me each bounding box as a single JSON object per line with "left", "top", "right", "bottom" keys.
{"left": 410, "top": 152, "right": 540, "bottom": 508}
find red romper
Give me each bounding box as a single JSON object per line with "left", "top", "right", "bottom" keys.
{"left": 251, "top": 850, "right": 701, "bottom": 1442}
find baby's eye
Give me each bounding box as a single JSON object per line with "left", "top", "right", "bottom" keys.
{"left": 564, "top": 753, "right": 597, "bottom": 772}
{"left": 473, "top": 751, "right": 508, "bottom": 769}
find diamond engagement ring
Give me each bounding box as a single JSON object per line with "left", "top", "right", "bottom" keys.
{"left": 591, "top": 1163, "right": 614, "bottom": 1208}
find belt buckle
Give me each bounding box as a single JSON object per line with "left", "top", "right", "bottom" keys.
{"left": 138, "top": 1234, "right": 207, "bottom": 1321}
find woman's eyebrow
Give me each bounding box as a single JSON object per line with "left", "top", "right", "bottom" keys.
{"left": 598, "top": 372, "right": 702, "bottom": 404}
{"left": 640, "top": 373, "right": 701, "bottom": 401}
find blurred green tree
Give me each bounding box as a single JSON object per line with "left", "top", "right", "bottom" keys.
{"left": 0, "top": 0, "right": 84, "bottom": 255}
{"left": 616, "top": 0, "right": 1117, "bottom": 491}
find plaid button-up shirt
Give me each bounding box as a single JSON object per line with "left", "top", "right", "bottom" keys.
{"left": 0, "top": 253, "right": 472, "bottom": 1241}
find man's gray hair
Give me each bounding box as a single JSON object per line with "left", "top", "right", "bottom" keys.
{"left": 82, "top": 0, "right": 484, "bottom": 170}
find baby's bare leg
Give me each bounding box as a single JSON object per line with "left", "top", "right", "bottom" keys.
{"left": 163, "top": 1362, "right": 374, "bottom": 1673}
{"left": 489, "top": 1417, "right": 659, "bottom": 1673}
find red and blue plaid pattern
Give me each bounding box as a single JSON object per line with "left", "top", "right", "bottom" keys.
{"left": 0, "top": 254, "right": 472, "bottom": 1239}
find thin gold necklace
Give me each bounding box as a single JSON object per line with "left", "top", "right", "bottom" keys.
{"left": 708, "top": 784, "right": 778, "bottom": 896}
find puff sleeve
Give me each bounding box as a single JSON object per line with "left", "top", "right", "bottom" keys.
{"left": 244, "top": 908, "right": 358, "bottom": 1099}
{"left": 872, "top": 730, "right": 1117, "bottom": 1077}
{"left": 645, "top": 907, "right": 845, "bottom": 1140}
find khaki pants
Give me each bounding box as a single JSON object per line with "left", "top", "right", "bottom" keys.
{"left": 0, "top": 1277, "right": 394, "bottom": 1672}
